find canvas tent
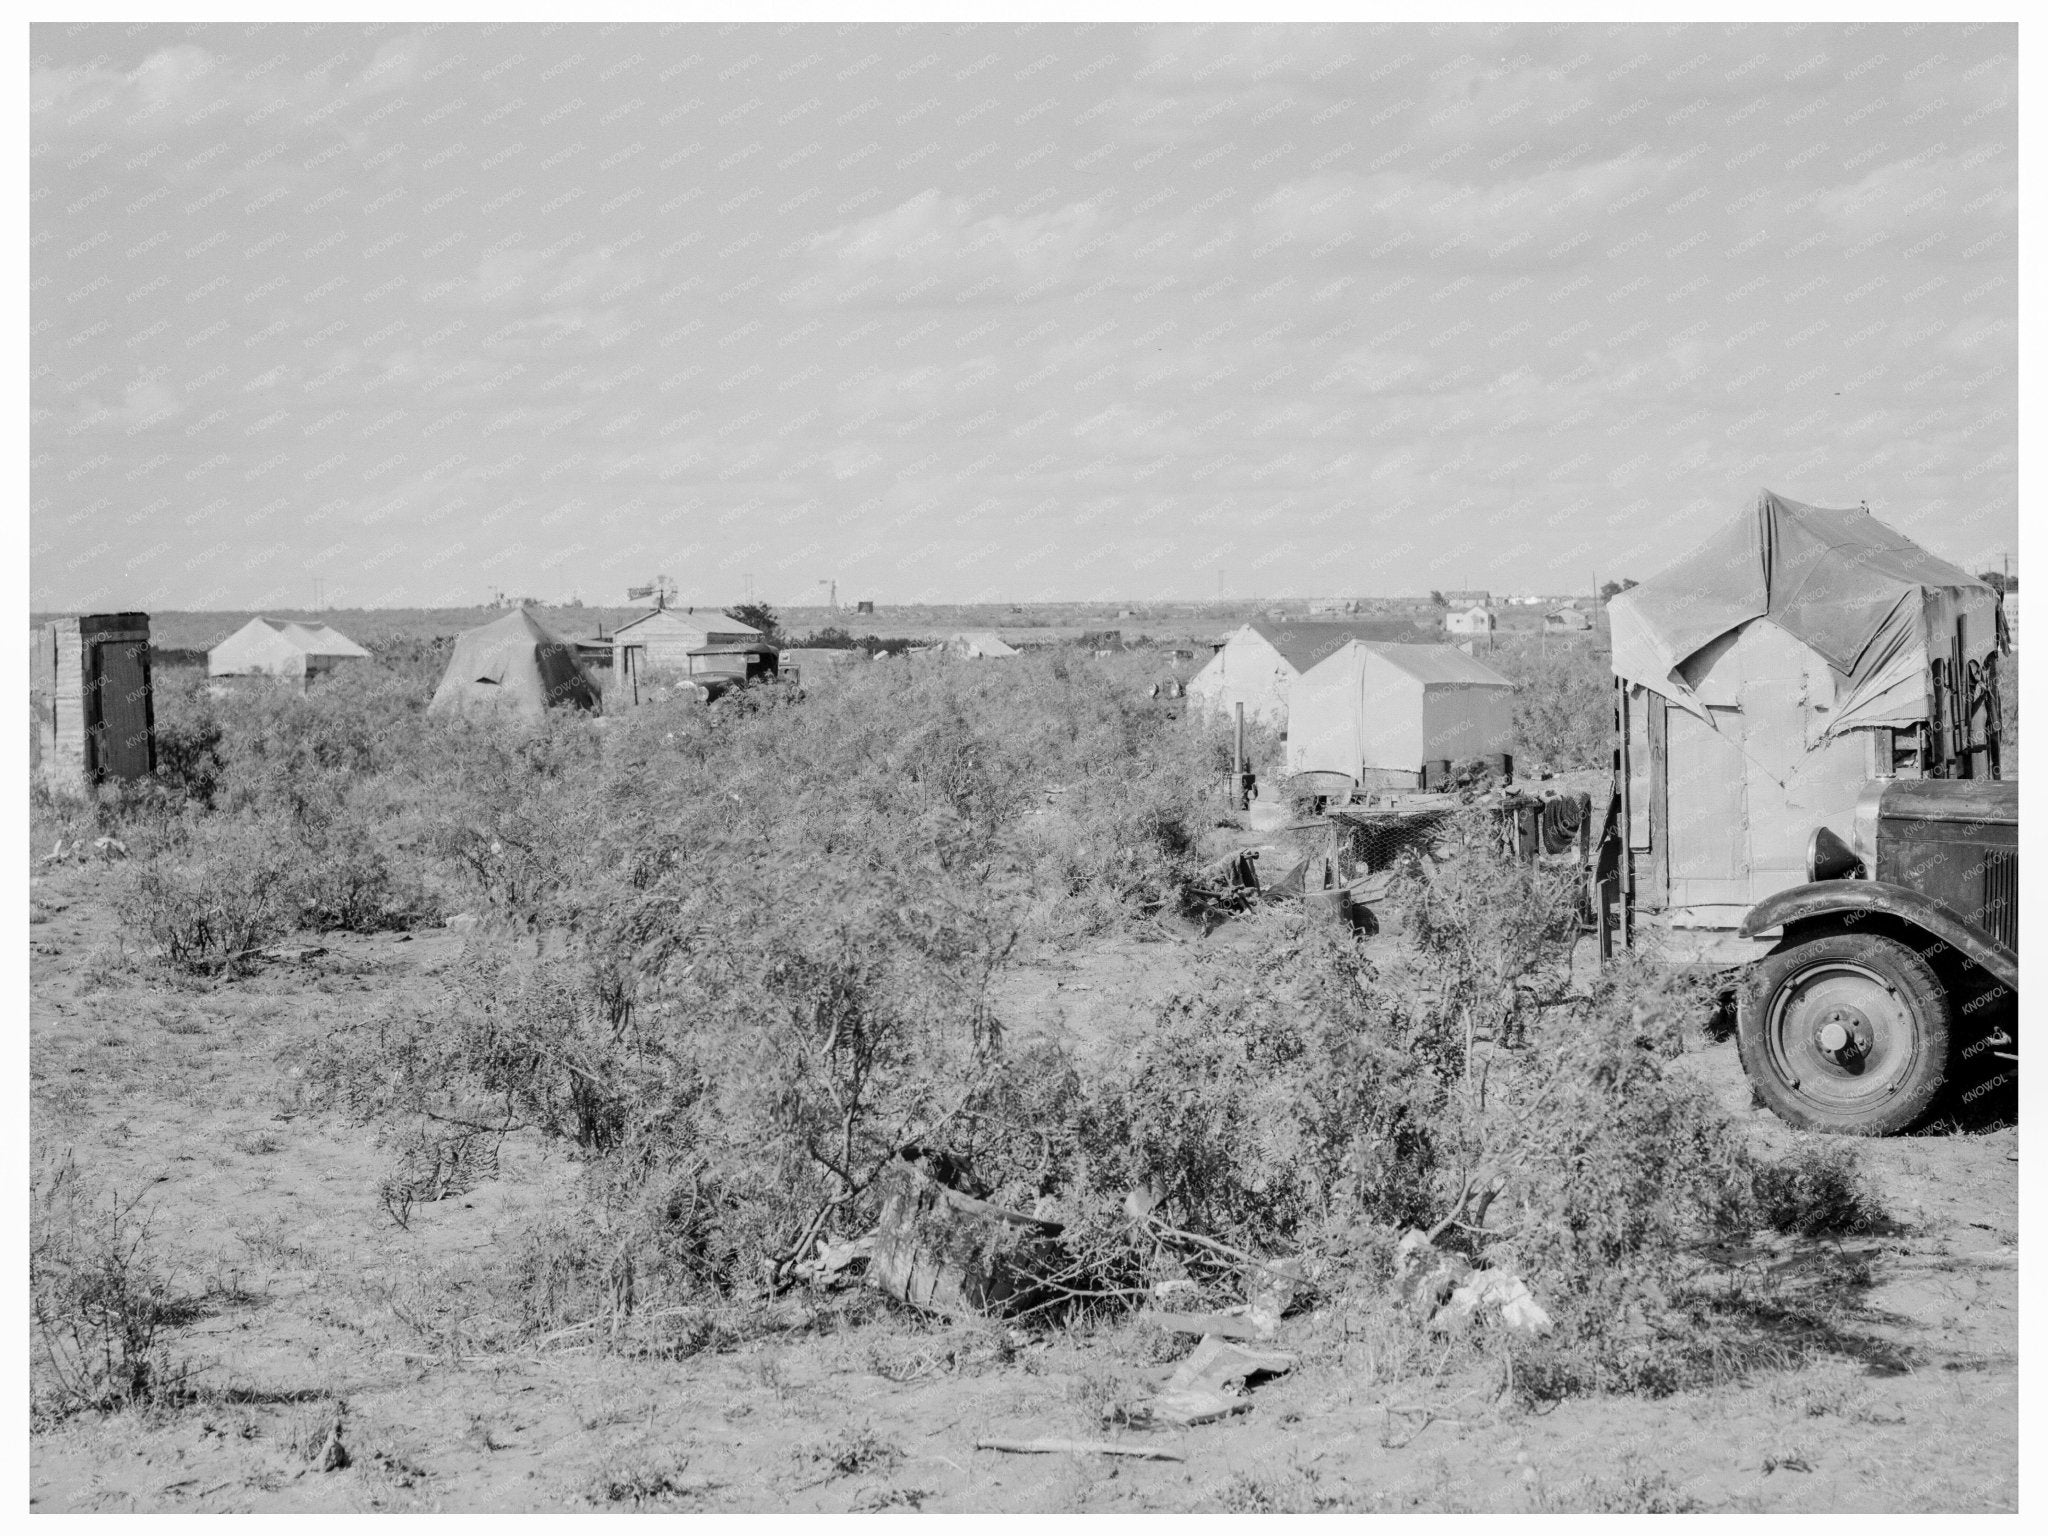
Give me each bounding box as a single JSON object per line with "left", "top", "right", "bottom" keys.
{"left": 947, "top": 632, "right": 1018, "bottom": 659}
{"left": 208, "top": 617, "right": 371, "bottom": 688}
{"left": 1285, "top": 641, "right": 1515, "bottom": 788}
{"left": 1187, "top": 618, "right": 1431, "bottom": 729}
{"left": 430, "top": 608, "right": 600, "bottom": 719}
{"left": 1606, "top": 489, "right": 2003, "bottom": 938}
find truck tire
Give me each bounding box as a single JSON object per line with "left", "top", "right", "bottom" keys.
{"left": 1738, "top": 932, "right": 1952, "bottom": 1135}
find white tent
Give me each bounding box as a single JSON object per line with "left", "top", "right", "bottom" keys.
{"left": 948, "top": 632, "right": 1018, "bottom": 659}
{"left": 208, "top": 617, "right": 370, "bottom": 687}
{"left": 1286, "top": 642, "right": 1515, "bottom": 788}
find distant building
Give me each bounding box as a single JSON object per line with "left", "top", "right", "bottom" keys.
{"left": 2002, "top": 592, "right": 2018, "bottom": 650}
{"left": 1307, "top": 598, "right": 1360, "bottom": 615}
{"left": 1440, "top": 589, "right": 1492, "bottom": 608}
{"left": 1543, "top": 606, "right": 1593, "bottom": 634}
{"left": 1444, "top": 605, "right": 1495, "bottom": 636}
{"left": 610, "top": 606, "right": 762, "bottom": 673}
{"left": 856, "top": 600, "right": 875, "bottom": 615}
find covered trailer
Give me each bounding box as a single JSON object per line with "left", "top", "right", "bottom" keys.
{"left": 1602, "top": 489, "right": 2005, "bottom": 961}
{"left": 1285, "top": 641, "right": 1516, "bottom": 790}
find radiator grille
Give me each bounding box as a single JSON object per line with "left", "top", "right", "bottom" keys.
{"left": 1981, "top": 848, "right": 2018, "bottom": 951}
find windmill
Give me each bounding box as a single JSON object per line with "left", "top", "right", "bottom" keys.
{"left": 627, "top": 575, "right": 677, "bottom": 609}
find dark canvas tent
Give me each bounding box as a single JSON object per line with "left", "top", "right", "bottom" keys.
{"left": 1608, "top": 489, "right": 1999, "bottom": 737}
{"left": 1606, "top": 490, "right": 2003, "bottom": 943}
{"left": 430, "top": 608, "right": 600, "bottom": 719}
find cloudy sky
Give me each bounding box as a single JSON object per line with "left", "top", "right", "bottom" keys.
{"left": 31, "top": 21, "right": 2016, "bottom": 611}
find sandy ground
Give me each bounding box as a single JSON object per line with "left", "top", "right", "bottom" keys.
{"left": 27, "top": 856, "right": 2017, "bottom": 1513}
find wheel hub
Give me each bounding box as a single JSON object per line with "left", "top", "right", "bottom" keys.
{"left": 1812, "top": 1005, "right": 1873, "bottom": 1063}
{"left": 1765, "top": 958, "right": 1919, "bottom": 1112}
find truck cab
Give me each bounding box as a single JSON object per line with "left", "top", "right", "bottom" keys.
{"left": 1734, "top": 778, "right": 2016, "bottom": 1134}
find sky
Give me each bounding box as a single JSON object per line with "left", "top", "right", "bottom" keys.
{"left": 30, "top": 21, "right": 2017, "bottom": 612}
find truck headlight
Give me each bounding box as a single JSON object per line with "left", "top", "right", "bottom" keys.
{"left": 1806, "top": 825, "right": 1865, "bottom": 882}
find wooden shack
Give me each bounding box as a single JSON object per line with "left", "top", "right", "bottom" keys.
{"left": 609, "top": 606, "right": 763, "bottom": 707}
{"left": 1605, "top": 490, "right": 2004, "bottom": 952}
{"left": 31, "top": 613, "right": 156, "bottom": 792}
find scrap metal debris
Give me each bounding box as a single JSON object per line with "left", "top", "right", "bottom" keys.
{"left": 1125, "top": 1334, "right": 1298, "bottom": 1427}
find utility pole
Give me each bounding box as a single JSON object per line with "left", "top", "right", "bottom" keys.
{"left": 818, "top": 578, "right": 836, "bottom": 612}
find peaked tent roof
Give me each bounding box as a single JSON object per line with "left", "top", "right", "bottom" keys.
{"left": 950, "top": 632, "right": 1019, "bottom": 657}
{"left": 215, "top": 616, "right": 371, "bottom": 659}
{"left": 1307, "top": 640, "right": 1515, "bottom": 687}
{"left": 281, "top": 620, "right": 371, "bottom": 658}
{"left": 1244, "top": 618, "right": 1432, "bottom": 672}
{"left": 429, "top": 607, "right": 600, "bottom": 718}
{"left": 1608, "top": 489, "right": 1995, "bottom": 713}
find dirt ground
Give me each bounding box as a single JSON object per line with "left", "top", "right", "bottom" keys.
{"left": 27, "top": 856, "right": 2017, "bottom": 1513}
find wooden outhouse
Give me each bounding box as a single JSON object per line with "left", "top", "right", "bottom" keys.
{"left": 31, "top": 613, "right": 156, "bottom": 792}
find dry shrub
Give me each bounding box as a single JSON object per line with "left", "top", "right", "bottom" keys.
{"left": 30, "top": 1153, "right": 194, "bottom": 1419}
{"left": 118, "top": 816, "right": 296, "bottom": 974}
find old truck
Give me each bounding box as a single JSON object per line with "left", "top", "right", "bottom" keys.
{"left": 1597, "top": 490, "right": 2014, "bottom": 1134}
{"left": 1734, "top": 777, "right": 2015, "bottom": 1134}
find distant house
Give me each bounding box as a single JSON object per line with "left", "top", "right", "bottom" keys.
{"left": 947, "top": 632, "right": 1019, "bottom": 659}
{"left": 208, "top": 617, "right": 370, "bottom": 689}
{"left": 1186, "top": 618, "right": 1431, "bottom": 730}
{"left": 1440, "top": 589, "right": 1492, "bottom": 608}
{"left": 1307, "top": 598, "right": 1360, "bottom": 615}
{"left": 1444, "top": 605, "right": 1495, "bottom": 636}
{"left": 1543, "top": 605, "right": 1593, "bottom": 634}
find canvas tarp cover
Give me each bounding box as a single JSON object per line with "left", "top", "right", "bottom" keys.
{"left": 1607, "top": 489, "right": 1998, "bottom": 735}
{"left": 430, "top": 608, "right": 599, "bottom": 718}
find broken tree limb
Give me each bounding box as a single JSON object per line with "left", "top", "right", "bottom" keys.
{"left": 1140, "top": 1310, "right": 1271, "bottom": 1340}
{"left": 975, "top": 1439, "right": 1184, "bottom": 1462}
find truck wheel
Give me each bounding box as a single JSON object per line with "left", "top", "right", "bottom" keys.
{"left": 1738, "top": 932, "right": 1951, "bottom": 1135}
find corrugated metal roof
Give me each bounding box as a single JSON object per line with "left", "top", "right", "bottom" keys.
{"left": 1245, "top": 618, "right": 1431, "bottom": 672}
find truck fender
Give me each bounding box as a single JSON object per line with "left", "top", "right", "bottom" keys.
{"left": 1740, "top": 880, "right": 2018, "bottom": 991}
